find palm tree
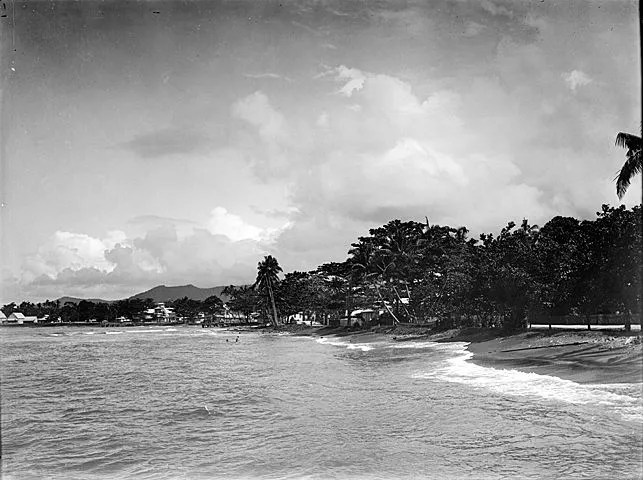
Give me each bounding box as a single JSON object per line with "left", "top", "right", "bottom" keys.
{"left": 614, "top": 130, "right": 642, "bottom": 199}
{"left": 254, "top": 255, "right": 282, "bottom": 327}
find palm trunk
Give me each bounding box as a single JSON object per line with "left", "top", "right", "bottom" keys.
{"left": 266, "top": 277, "right": 279, "bottom": 327}
{"left": 376, "top": 284, "right": 400, "bottom": 324}
{"left": 393, "top": 284, "right": 415, "bottom": 322}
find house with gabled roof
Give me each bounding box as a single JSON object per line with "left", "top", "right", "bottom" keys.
{"left": 7, "top": 312, "right": 39, "bottom": 325}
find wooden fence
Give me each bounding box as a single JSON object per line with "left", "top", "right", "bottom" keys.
{"left": 529, "top": 313, "right": 638, "bottom": 328}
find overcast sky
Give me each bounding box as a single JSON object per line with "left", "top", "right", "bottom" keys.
{"left": 1, "top": 0, "right": 640, "bottom": 303}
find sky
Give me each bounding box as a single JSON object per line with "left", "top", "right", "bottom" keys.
{"left": 1, "top": 0, "right": 640, "bottom": 303}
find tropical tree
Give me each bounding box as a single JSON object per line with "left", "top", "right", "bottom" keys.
{"left": 170, "top": 296, "right": 202, "bottom": 320}
{"left": 254, "top": 255, "right": 283, "bottom": 327}
{"left": 203, "top": 295, "right": 224, "bottom": 316}
{"left": 614, "top": 130, "right": 642, "bottom": 199}
{"left": 223, "top": 285, "right": 261, "bottom": 322}
{"left": 1, "top": 302, "right": 17, "bottom": 316}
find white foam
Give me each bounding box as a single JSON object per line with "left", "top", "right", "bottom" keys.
{"left": 347, "top": 344, "right": 373, "bottom": 352}
{"left": 105, "top": 331, "right": 124, "bottom": 335}
{"left": 315, "top": 337, "right": 374, "bottom": 352}
{"left": 388, "top": 341, "right": 466, "bottom": 350}
{"left": 200, "top": 330, "right": 219, "bottom": 336}
{"left": 315, "top": 337, "right": 349, "bottom": 348}
{"left": 414, "top": 343, "right": 643, "bottom": 422}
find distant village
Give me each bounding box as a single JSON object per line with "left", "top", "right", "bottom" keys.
{"left": 0, "top": 301, "right": 371, "bottom": 328}
{"left": 1, "top": 302, "right": 246, "bottom": 327}
{"left": 0, "top": 298, "right": 397, "bottom": 330}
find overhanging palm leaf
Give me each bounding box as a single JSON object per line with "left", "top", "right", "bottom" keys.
{"left": 615, "top": 132, "right": 642, "bottom": 151}
{"left": 614, "top": 131, "right": 642, "bottom": 199}
{"left": 615, "top": 151, "right": 642, "bottom": 199}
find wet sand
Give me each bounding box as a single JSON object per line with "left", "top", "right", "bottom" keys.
{"left": 461, "top": 329, "right": 643, "bottom": 384}
{"left": 283, "top": 325, "right": 643, "bottom": 385}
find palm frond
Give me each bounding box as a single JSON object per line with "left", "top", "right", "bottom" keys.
{"left": 615, "top": 132, "right": 642, "bottom": 151}
{"left": 614, "top": 150, "right": 643, "bottom": 199}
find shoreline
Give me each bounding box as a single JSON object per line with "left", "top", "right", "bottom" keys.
{"left": 261, "top": 324, "right": 643, "bottom": 385}
{"left": 462, "top": 329, "right": 643, "bottom": 385}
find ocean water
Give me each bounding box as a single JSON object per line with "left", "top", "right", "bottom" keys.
{"left": 1, "top": 326, "right": 642, "bottom": 480}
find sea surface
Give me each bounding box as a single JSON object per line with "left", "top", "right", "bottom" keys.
{"left": 1, "top": 326, "right": 642, "bottom": 480}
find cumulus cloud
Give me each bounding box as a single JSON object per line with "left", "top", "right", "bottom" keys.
{"left": 563, "top": 70, "right": 592, "bottom": 92}
{"left": 14, "top": 214, "right": 271, "bottom": 300}
{"left": 252, "top": 62, "right": 562, "bottom": 272}
{"left": 22, "top": 230, "right": 126, "bottom": 282}
{"left": 232, "top": 91, "right": 289, "bottom": 143}
{"left": 230, "top": 90, "right": 305, "bottom": 179}
{"left": 335, "top": 66, "right": 366, "bottom": 97}
{"left": 207, "top": 207, "right": 265, "bottom": 241}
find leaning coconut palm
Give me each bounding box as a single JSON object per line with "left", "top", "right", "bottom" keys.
{"left": 254, "top": 255, "right": 282, "bottom": 327}
{"left": 614, "top": 130, "right": 642, "bottom": 199}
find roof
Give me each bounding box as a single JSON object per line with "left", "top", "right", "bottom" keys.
{"left": 9, "top": 312, "right": 25, "bottom": 319}
{"left": 351, "top": 309, "right": 376, "bottom": 315}
{"left": 0, "top": 311, "right": 6, "bottom": 319}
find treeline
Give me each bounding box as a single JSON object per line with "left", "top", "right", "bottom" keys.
{"left": 4, "top": 205, "right": 641, "bottom": 331}
{"left": 227, "top": 204, "right": 641, "bottom": 331}
{"left": 0, "top": 296, "right": 225, "bottom": 323}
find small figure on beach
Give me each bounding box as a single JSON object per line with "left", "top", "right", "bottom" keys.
{"left": 235, "top": 336, "right": 239, "bottom": 343}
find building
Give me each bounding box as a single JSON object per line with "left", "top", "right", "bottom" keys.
{"left": 5, "top": 312, "right": 39, "bottom": 325}
{"left": 340, "top": 309, "right": 379, "bottom": 327}
{"left": 143, "top": 303, "right": 177, "bottom": 323}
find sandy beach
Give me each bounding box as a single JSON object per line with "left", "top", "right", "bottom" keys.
{"left": 461, "top": 329, "right": 643, "bottom": 384}
{"left": 273, "top": 324, "right": 643, "bottom": 385}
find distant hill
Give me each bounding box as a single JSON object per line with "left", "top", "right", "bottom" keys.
{"left": 57, "top": 296, "right": 113, "bottom": 305}
{"left": 54, "top": 284, "right": 234, "bottom": 305}
{"left": 128, "top": 284, "right": 231, "bottom": 303}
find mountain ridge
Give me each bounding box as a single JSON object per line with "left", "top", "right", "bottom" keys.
{"left": 57, "top": 284, "right": 233, "bottom": 304}
{"left": 128, "top": 284, "right": 231, "bottom": 302}
{"left": 57, "top": 296, "right": 114, "bottom": 305}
